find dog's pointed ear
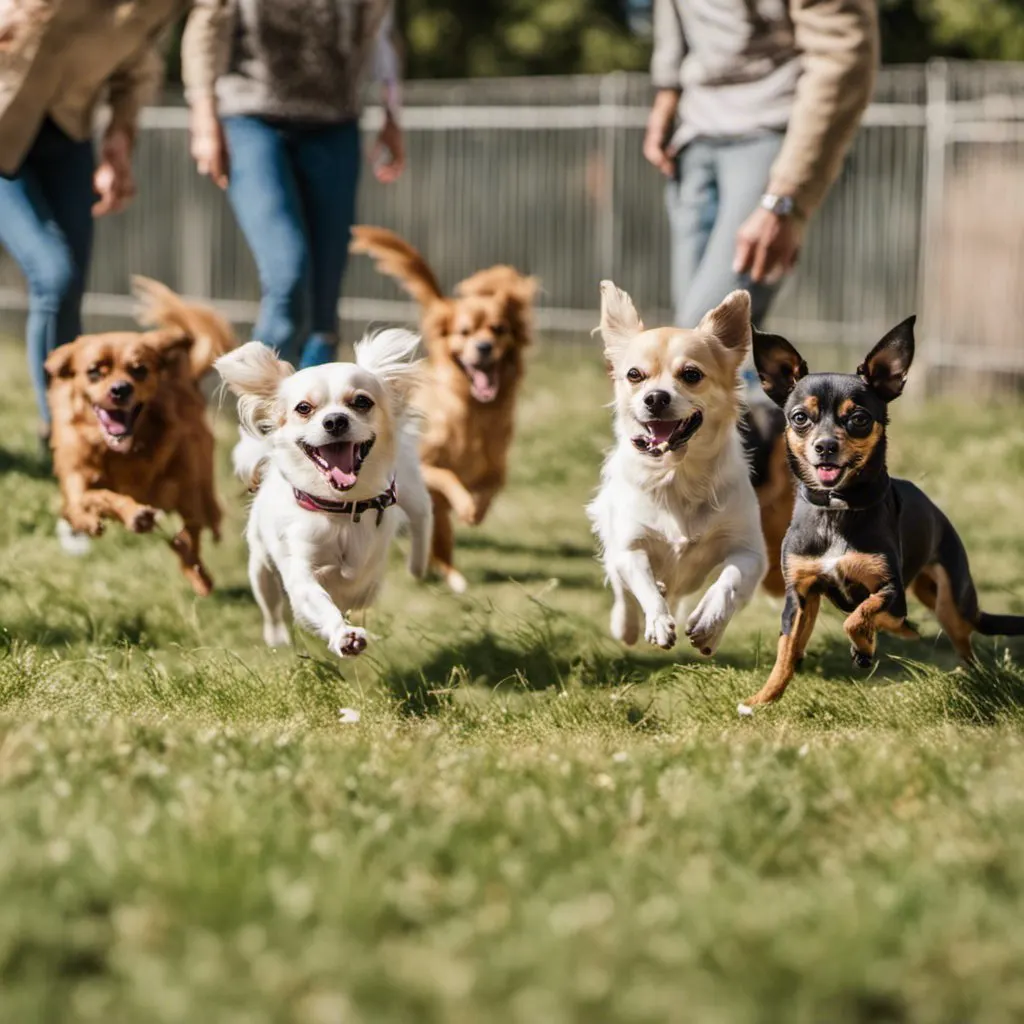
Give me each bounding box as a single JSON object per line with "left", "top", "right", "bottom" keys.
{"left": 597, "top": 280, "right": 643, "bottom": 358}
{"left": 753, "top": 329, "right": 808, "bottom": 407}
{"left": 44, "top": 341, "right": 78, "bottom": 384}
{"left": 215, "top": 341, "right": 294, "bottom": 436}
{"left": 698, "top": 289, "right": 751, "bottom": 365}
{"left": 857, "top": 316, "right": 915, "bottom": 402}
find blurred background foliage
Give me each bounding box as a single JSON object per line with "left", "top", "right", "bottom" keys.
{"left": 164, "top": 0, "right": 1024, "bottom": 87}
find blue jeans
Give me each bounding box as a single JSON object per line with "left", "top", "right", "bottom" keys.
{"left": 666, "top": 133, "right": 784, "bottom": 386}
{"left": 223, "top": 117, "right": 361, "bottom": 368}
{"left": 0, "top": 119, "right": 95, "bottom": 423}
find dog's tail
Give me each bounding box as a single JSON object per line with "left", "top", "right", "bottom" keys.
{"left": 976, "top": 612, "right": 1024, "bottom": 637}
{"left": 349, "top": 226, "right": 445, "bottom": 308}
{"left": 132, "top": 276, "right": 236, "bottom": 378}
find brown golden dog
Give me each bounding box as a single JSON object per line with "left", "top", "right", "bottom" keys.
{"left": 351, "top": 226, "right": 537, "bottom": 592}
{"left": 45, "top": 277, "right": 235, "bottom": 595}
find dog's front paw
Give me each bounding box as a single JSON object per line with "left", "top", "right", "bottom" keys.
{"left": 645, "top": 613, "right": 676, "bottom": 650}
{"left": 685, "top": 587, "right": 736, "bottom": 656}
{"left": 328, "top": 625, "right": 368, "bottom": 658}
{"left": 264, "top": 622, "right": 291, "bottom": 648}
{"left": 130, "top": 506, "right": 158, "bottom": 534}
{"left": 850, "top": 646, "right": 874, "bottom": 670}
{"left": 611, "top": 598, "right": 640, "bottom": 646}
{"left": 71, "top": 513, "right": 104, "bottom": 538}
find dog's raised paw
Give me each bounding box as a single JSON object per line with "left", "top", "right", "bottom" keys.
{"left": 329, "top": 625, "right": 368, "bottom": 658}
{"left": 130, "top": 506, "right": 158, "bottom": 534}
{"left": 645, "top": 613, "right": 676, "bottom": 650}
{"left": 685, "top": 587, "right": 735, "bottom": 656}
{"left": 851, "top": 647, "right": 874, "bottom": 670}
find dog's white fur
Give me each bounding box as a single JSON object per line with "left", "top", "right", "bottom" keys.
{"left": 215, "top": 330, "right": 432, "bottom": 657}
{"left": 587, "top": 283, "right": 767, "bottom": 656}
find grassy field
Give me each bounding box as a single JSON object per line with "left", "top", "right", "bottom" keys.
{"left": 1, "top": 337, "right": 1024, "bottom": 1023}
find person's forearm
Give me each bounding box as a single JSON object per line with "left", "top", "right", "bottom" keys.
{"left": 768, "top": 0, "right": 879, "bottom": 219}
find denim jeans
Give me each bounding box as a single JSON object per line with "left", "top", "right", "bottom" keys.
{"left": 666, "top": 132, "right": 784, "bottom": 387}
{"left": 0, "top": 119, "right": 95, "bottom": 423}
{"left": 223, "top": 116, "right": 361, "bottom": 368}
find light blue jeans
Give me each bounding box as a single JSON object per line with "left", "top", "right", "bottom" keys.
{"left": 666, "top": 132, "right": 785, "bottom": 387}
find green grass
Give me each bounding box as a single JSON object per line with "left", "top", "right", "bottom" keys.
{"left": 1, "top": 339, "right": 1024, "bottom": 1023}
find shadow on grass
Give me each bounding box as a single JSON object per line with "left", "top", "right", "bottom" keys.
{"left": 0, "top": 445, "right": 52, "bottom": 481}
{"left": 477, "top": 567, "right": 600, "bottom": 590}
{"left": 455, "top": 533, "right": 594, "bottom": 560}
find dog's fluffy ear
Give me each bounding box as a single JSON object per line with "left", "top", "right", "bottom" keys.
{"left": 354, "top": 328, "right": 424, "bottom": 407}
{"left": 144, "top": 328, "right": 194, "bottom": 371}
{"left": 857, "top": 316, "right": 915, "bottom": 402}
{"left": 753, "top": 329, "right": 808, "bottom": 407}
{"left": 598, "top": 280, "right": 643, "bottom": 358}
{"left": 44, "top": 341, "right": 78, "bottom": 384}
{"left": 215, "top": 341, "right": 294, "bottom": 436}
{"left": 698, "top": 289, "right": 751, "bottom": 365}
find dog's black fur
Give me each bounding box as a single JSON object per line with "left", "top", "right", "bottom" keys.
{"left": 740, "top": 316, "right": 1024, "bottom": 709}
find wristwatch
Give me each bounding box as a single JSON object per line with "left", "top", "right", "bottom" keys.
{"left": 760, "top": 193, "right": 795, "bottom": 217}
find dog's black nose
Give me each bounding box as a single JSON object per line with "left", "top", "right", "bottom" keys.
{"left": 476, "top": 341, "right": 493, "bottom": 359}
{"left": 644, "top": 390, "right": 672, "bottom": 414}
{"left": 109, "top": 381, "right": 133, "bottom": 403}
{"left": 813, "top": 437, "right": 840, "bottom": 459}
{"left": 322, "top": 413, "right": 349, "bottom": 436}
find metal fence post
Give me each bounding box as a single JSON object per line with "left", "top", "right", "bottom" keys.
{"left": 914, "top": 58, "right": 949, "bottom": 399}
{"left": 598, "top": 72, "right": 627, "bottom": 283}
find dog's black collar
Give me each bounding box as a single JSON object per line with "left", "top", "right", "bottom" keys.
{"left": 293, "top": 479, "right": 398, "bottom": 525}
{"left": 800, "top": 472, "right": 892, "bottom": 512}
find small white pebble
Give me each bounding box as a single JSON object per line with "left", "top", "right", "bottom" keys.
{"left": 338, "top": 707, "right": 361, "bottom": 724}
{"left": 798, "top": 743, "right": 809, "bottom": 757}
{"left": 737, "top": 703, "right": 754, "bottom": 717}
{"left": 612, "top": 751, "right": 629, "bottom": 763}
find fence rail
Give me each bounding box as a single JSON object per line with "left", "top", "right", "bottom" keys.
{"left": 0, "top": 61, "right": 1021, "bottom": 389}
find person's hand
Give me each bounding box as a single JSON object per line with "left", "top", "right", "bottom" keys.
{"left": 371, "top": 111, "right": 404, "bottom": 184}
{"left": 733, "top": 207, "right": 802, "bottom": 284}
{"left": 190, "top": 98, "right": 229, "bottom": 189}
{"left": 92, "top": 128, "right": 136, "bottom": 217}
{"left": 643, "top": 89, "right": 679, "bottom": 178}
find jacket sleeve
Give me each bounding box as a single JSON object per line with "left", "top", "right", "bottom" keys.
{"left": 181, "top": 0, "right": 234, "bottom": 104}
{"left": 767, "top": 0, "right": 879, "bottom": 219}
{"left": 106, "top": 37, "right": 165, "bottom": 137}
{"left": 650, "top": 0, "right": 685, "bottom": 91}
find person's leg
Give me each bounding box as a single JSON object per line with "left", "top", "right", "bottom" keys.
{"left": 223, "top": 116, "right": 311, "bottom": 363}
{"left": 676, "top": 132, "right": 785, "bottom": 331}
{"left": 0, "top": 121, "right": 94, "bottom": 425}
{"left": 665, "top": 140, "right": 718, "bottom": 328}
{"left": 291, "top": 120, "right": 361, "bottom": 368}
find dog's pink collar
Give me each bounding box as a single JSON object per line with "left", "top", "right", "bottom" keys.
{"left": 293, "top": 479, "right": 398, "bottom": 525}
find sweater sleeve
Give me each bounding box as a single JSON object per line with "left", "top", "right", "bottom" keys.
{"left": 650, "top": 0, "right": 685, "bottom": 91}
{"left": 106, "top": 38, "right": 165, "bottom": 137}
{"left": 181, "top": 0, "right": 233, "bottom": 104}
{"left": 767, "top": 0, "right": 879, "bottom": 219}
{"left": 372, "top": 5, "right": 402, "bottom": 116}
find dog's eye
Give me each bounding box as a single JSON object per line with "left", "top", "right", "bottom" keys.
{"left": 128, "top": 364, "right": 149, "bottom": 382}
{"left": 790, "top": 410, "right": 810, "bottom": 428}
{"left": 460, "top": 326, "right": 472, "bottom": 337}
{"left": 491, "top": 323, "right": 507, "bottom": 336}
{"left": 847, "top": 411, "right": 872, "bottom": 432}
{"left": 87, "top": 364, "right": 105, "bottom": 382}
{"left": 295, "top": 401, "right": 313, "bottom": 416}
{"left": 680, "top": 366, "right": 704, "bottom": 385}
{"left": 350, "top": 394, "right": 374, "bottom": 412}
{"left": 626, "top": 368, "right": 645, "bottom": 383}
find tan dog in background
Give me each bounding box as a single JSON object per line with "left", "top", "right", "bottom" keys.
{"left": 351, "top": 226, "right": 537, "bottom": 592}
{"left": 45, "top": 277, "right": 235, "bottom": 595}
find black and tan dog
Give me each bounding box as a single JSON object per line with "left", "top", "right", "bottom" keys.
{"left": 739, "top": 315, "right": 1024, "bottom": 711}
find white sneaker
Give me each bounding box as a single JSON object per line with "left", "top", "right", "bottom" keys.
{"left": 56, "top": 518, "right": 92, "bottom": 556}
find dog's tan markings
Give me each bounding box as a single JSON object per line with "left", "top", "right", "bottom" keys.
{"left": 804, "top": 396, "right": 819, "bottom": 418}
{"left": 785, "top": 426, "right": 808, "bottom": 466}
{"left": 838, "top": 398, "right": 855, "bottom": 417}
{"left": 916, "top": 563, "right": 976, "bottom": 659}
{"left": 756, "top": 432, "right": 795, "bottom": 597}
{"left": 785, "top": 554, "right": 825, "bottom": 597}
{"left": 843, "top": 421, "right": 882, "bottom": 467}
{"left": 743, "top": 591, "right": 821, "bottom": 707}
{"left": 843, "top": 591, "right": 889, "bottom": 658}
{"left": 834, "top": 552, "right": 889, "bottom": 591}
{"left": 875, "top": 612, "right": 919, "bottom": 638}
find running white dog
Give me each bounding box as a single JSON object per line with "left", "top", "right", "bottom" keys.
{"left": 587, "top": 283, "right": 767, "bottom": 657}
{"left": 215, "top": 330, "right": 432, "bottom": 657}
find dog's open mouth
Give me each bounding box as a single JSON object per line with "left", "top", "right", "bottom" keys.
{"left": 632, "top": 410, "right": 703, "bottom": 457}
{"left": 814, "top": 463, "right": 844, "bottom": 487}
{"left": 300, "top": 438, "right": 375, "bottom": 491}
{"left": 93, "top": 404, "right": 143, "bottom": 450}
{"left": 459, "top": 360, "right": 499, "bottom": 403}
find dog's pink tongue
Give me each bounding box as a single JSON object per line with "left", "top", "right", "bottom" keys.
{"left": 647, "top": 420, "right": 679, "bottom": 446}
{"left": 320, "top": 442, "right": 359, "bottom": 490}
{"left": 817, "top": 465, "right": 842, "bottom": 485}
{"left": 470, "top": 367, "right": 498, "bottom": 403}
{"left": 96, "top": 407, "right": 127, "bottom": 436}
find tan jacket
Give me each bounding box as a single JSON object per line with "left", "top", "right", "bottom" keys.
{"left": 0, "top": 0, "right": 180, "bottom": 176}
{"left": 651, "top": 0, "right": 878, "bottom": 220}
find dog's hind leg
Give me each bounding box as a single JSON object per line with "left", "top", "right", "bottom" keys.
{"left": 610, "top": 577, "right": 640, "bottom": 646}
{"left": 429, "top": 492, "right": 467, "bottom": 594}
{"left": 249, "top": 546, "right": 290, "bottom": 647}
{"left": 170, "top": 524, "right": 214, "bottom": 597}
{"left": 399, "top": 475, "right": 433, "bottom": 581}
